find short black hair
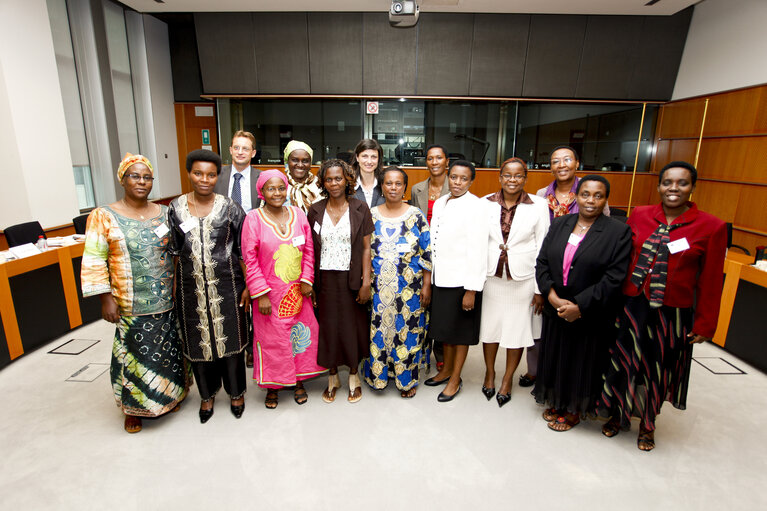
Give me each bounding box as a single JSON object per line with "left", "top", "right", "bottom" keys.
{"left": 318, "top": 159, "right": 356, "bottom": 198}
{"left": 659, "top": 161, "right": 698, "bottom": 186}
{"left": 186, "top": 149, "right": 222, "bottom": 175}
{"left": 576, "top": 174, "right": 610, "bottom": 198}
{"left": 377, "top": 166, "right": 409, "bottom": 194}
{"left": 551, "top": 145, "right": 580, "bottom": 162}
{"left": 425, "top": 144, "right": 447, "bottom": 158}
{"left": 449, "top": 159, "right": 476, "bottom": 180}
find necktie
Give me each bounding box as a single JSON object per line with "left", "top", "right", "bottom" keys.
{"left": 231, "top": 172, "right": 243, "bottom": 205}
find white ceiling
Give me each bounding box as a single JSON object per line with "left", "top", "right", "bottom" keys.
{"left": 122, "top": 0, "right": 700, "bottom": 16}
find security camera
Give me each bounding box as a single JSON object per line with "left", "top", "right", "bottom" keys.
{"left": 389, "top": 1, "right": 419, "bottom": 28}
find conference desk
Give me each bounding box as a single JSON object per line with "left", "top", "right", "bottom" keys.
{"left": 0, "top": 242, "right": 101, "bottom": 368}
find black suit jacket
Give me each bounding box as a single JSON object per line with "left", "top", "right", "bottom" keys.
{"left": 307, "top": 197, "right": 374, "bottom": 292}
{"left": 214, "top": 165, "right": 262, "bottom": 210}
{"left": 353, "top": 184, "right": 384, "bottom": 209}
{"left": 535, "top": 213, "right": 632, "bottom": 321}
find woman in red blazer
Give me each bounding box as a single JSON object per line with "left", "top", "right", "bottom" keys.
{"left": 598, "top": 161, "right": 727, "bottom": 451}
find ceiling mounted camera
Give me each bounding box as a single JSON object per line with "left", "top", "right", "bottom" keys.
{"left": 389, "top": 1, "right": 419, "bottom": 28}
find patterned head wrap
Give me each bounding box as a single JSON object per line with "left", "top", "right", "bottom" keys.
{"left": 256, "top": 169, "right": 289, "bottom": 200}
{"left": 283, "top": 140, "right": 313, "bottom": 166}
{"left": 117, "top": 153, "right": 153, "bottom": 181}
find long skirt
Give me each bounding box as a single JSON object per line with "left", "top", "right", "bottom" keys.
{"left": 598, "top": 294, "right": 694, "bottom": 431}
{"left": 429, "top": 285, "right": 482, "bottom": 346}
{"left": 479, "top": 276, "right": 539, "bottom": 349}
{"left": 533, "top": 311, "right": 614, "bottom": 415}
{"left": 316, "top": 270, "right": 370, "bottom": 369}
{"left": 111, "top": 310, "right": 191, "bottom": 417}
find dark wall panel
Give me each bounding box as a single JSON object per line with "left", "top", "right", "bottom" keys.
{"left": 253, "top": 13, "right": 311, "bottom": 94}
{"left": 194, "top": 13, "right": 259, "bottom": 94}
{"left": 362, "top": 13, "right": 417, "bottom": 95}
{"left": 307, "top": 13, "right": 363, "bottom": 94}
{"left": 628, "top": 8, "right": 693, "bottom": 101}
{"left": 416, "top": 13, "right": 473, "bottom": 96}
{"left": 469, "top": 14, "right": 529, "bottom": 97}
{"left": 522, "top": 15, "right": 587, "bottom": 98}
{"left": 576, "top": 16, "right": 643, "bottom": 99}
{"left": 157, "top": 14, "right": 205, "bottom": 102}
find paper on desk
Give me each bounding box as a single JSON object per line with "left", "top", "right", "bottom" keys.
{"left": 47, "top": 235, "right": 81, "bottom": 247}
{"left": 8, "top": 243, "right": 41, "bottom": 259}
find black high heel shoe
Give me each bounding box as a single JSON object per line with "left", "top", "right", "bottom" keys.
{"left": 199, "top": 404, "right": 214, "bottom": 424}
{"left": 496, "top": 392, "right": 511, "bottom": 408}
{"left": 230, "top": 400, "right": 245, "bottom": 419}
{"left": 481, "top": 386, "right": 496, "bottom": 400}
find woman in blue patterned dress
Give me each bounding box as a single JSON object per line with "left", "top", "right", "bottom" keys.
{"left": 363, "top": 167, "right": 432, "bottom": 398}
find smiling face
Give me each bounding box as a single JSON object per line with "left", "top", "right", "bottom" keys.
{"left": 658, "top": 166, "right": 694, "bottom": 210}
{"left": 188, "top": 161, "right": 218, "bottom": 197}
{"left": 287, "top": 149, "right": 312, "bottom": 182}
{"left": 576, "top": 180, "right": 607, "bottom": 221}
{"left": 500, "top": 161, "right": 527, "bottom": 197}
{"left": 121, "top": 163, "right": 153, "bottom": 201}
{"left": 357, "top": 149, "right": 379, "bottom": 176}
{"left": 381, "top": 169, "right": 406, "bottom": 205}
{"left": 323, "top": 166, "right": 347, "bottom": 200}
{"left": 230, "top": 136, "right": 256, "bottom": 168}
{"left": 448, "top": 165, "right": 473, "bottom": 198}
{"left": 550, "top": 147, "right": 578, "bottom": 184}
{"left": 426, "top": 147, "right": 448, "bottom": 179}
{"left": 261, "top": 177, "right": 287, "bottom": 208}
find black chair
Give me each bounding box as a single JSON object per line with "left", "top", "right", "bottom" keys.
{"left": 4, "top": 221, "right": 46, "bottom": 248}
{"left": 610, "top": 207, "right": 628, "bottom": 223}
{"left": 73, "top": 213, "right": 90, "bottom": 235}
{"left": 726, "top": 222, "right": 750, "bottom": 255}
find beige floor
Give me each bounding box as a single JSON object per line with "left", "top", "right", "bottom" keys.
{"left": 1, "top": 319, "right": 764, "bottom": 510}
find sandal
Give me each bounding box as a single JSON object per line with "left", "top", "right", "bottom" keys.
{"left": 265, "top": 390, "right": 279, "bottom": 409}
{"left": 548, "top": 413, "right": 580, "bottom": 432}
{"left": 637, "top": 427, "right": 655, "bottom": 451}
{"left": 322, "top": 373, "right": 341, "bottom": 403}
{"left": 348, "top": 373, "right": 362, "bottom": 403}
{"left": 124, "top": 415, "right": 142, "bottom": 434}
{"left": 400, "top": 387, "right": 417, "bottom": 399}
{"left": 602, "top": 418, "right": 621, "bottom": 438}
{"left": 170, "top": 403, "right": 182, "bottom": 413}
{"left": 294, "top": 384, "right": 308, "bottom": 405}
{"left": 542, "top": 407, "right": 560, "bottom": 422}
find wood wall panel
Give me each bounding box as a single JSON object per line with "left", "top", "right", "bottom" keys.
{"left": 656, "top": 99, "right": 706, "bottom": 139}
{"left": 734, "top": 186, "right": 767, "bottom": 233}
{"left": 731, "top": 231, "right": 767, "bottom": 255}
{"left": 697, "top": 137, "right": 767, "bottom": 183}
{"left": 690, "top": 181, "right": 740, "bottom": 224}
{"left": 653, "top": 139, "right": 697, "bottom": 170}
{"left": 174, "top": 103, "right": 218, "bottom": 194}
{"left": 703, "top": 87, "right": 767, "bottom": 137}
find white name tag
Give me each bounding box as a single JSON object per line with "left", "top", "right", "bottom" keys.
{"left": 179, "top": 219, "right": 198, "bottom": 233}
{"left": 153, "top": 223, "right": 169, "bottom": 238}
{"left": 292, "top": 235, "right": 306, "bottom": 247}
{"left": 313, "top": 222, "right": 321, "bottom": 235}
{"left": 667, "top": 237, "right": 690, "bottom": 254}
{"left": 568, "top": 233, "right": 582, "bottom": 246}
{"left": 397, "top": 243, "right": 411, "bottom": 253}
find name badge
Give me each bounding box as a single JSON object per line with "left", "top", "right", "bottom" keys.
{"left": 397, "top": 243, "right": 411, "bottom": 253}
{"left": 292, "top": 235, "right": 306, "bottom": 247}
{"left": 313, "top": 222, "right": 321, "bottom": 235}
{"left": 153, "top": 223, "right": 169, "bottom": 238}
{"left": 568, "top": 233, "right": 582, "bottom": 246}
{"left": 179, "top": 219, "right": 198, "bottom": 233}
{"left": 667, "top": 237, "right": 690, "bottom": 254}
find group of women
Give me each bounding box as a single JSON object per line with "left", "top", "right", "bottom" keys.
{"left": 82, "top": 141, "right": 726, "bottom": 452}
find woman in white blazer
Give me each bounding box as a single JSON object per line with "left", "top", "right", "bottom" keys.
{"left": 480, "top": 158, "right": 550, "bottom": 407}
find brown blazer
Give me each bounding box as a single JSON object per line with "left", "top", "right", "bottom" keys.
{"left": 410, "top": 177, "right": 449, "bottom": 218}
{"left": 307, "top": 197, "right": 374, "bottom": 292}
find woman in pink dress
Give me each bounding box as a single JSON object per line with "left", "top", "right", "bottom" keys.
{"left": 241, "top": 169, "right": 325, "bottom": 409}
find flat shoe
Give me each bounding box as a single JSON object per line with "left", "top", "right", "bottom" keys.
{"left": 199, "top": 407, "right": 214, "bottom": 424}
{"left": 481, "top": 386, "right": 496, "bottom": 400}
{"left": 124, "top": 415, "right": 142, "bottom": 433}
{"left": 294, "top": 386, "right": 308, "bottom": 405}
{"left": 230, "top": 401, "right": 244, "bottom": 419}
{"left": 518, "top": 374, "right": 535, "bottom": 388}
{"left": 437, "top": 380, "right": 463, "bottom": 402}
{"left": 424, "top": 375, "right": 450, "bottom": 387}
{"left": 496, "top": 392, "right": 511, "bottom": 408}
{"left": 637, "top": 428, "right": 655, "bottom": 451}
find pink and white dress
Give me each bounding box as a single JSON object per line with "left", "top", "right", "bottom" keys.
{"left": 241, "top": 206, "right": 325, "bottom": 388}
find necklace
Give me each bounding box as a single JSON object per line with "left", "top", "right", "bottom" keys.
{"left": 265, "top": 206, "right": 288, "bottom": 233}
{"left": 122, "top": 198, "right": 148, "bottom": 220}
{"left": 326, "top": 201, "right": 349, "bottom": 224}
{"left": 576, "top": 222, "right": 591, "bottom": 233}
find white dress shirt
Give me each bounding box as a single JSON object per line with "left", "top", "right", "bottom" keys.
{"left": 228, "top": 166, "right": 253, "bottom": 213}
{"left": 356, "top": 175, "right": 377, "bottom": 208}
{"left": 430, "top": 192, "right": 488, "bottom": 291}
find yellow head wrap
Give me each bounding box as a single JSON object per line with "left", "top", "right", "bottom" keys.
{"left": 283, "top": 141, "right": 313, "bottom": 166}
{"left": 117, "top": 153, "right": 154, "bottom": 181}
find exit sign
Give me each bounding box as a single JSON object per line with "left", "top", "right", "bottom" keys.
{"left": 202, "top": 129, "right": 210, "bottom": 145}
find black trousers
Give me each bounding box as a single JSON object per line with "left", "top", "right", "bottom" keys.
{"left": 191, "top": 351, "right": 246, "bottom": 401}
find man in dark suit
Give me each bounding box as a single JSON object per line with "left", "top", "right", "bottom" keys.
{"left": 214, "top": 130, "right": 261, "bottom": 367}
{"left": 214, "top": 130, "right": 262, "bottom": 213}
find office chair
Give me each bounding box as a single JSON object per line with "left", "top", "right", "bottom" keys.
{"left": 4, "top": 221, "right": 46, "bottom": 248}
{"left": 72, "top": 213, "right": 90, "bottom": 235}
{"left": 726, "top": 222, "right": 750, "bottom": 255}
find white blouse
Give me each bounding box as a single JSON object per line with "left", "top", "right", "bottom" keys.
{"left": 319, "top": 209, "right": 351, "bottom": 271}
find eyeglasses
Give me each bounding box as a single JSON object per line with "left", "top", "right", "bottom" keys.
{"left": 551, "top": 157, "right": 574, "bottom": 166}
{"left": 125, "top": 173, "right": 154, "bottom": 182}
{"left": 232, "top": 145, "right": 253, "bottom": 152}
{"left": 500, "top": 174, "right": 526, "bottom": 181}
